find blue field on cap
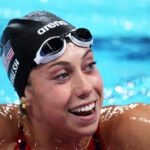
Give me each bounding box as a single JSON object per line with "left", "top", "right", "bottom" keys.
{"left": 0, "top": 0, "right": 150, "bottom": 106}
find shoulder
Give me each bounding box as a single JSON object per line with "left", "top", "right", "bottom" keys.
{"left": 100, "top": 103, "right": 150, "bottom": 121}
{"left": 0, "top": 103, "right": 21, "bottom": 122}
{"left": 99, "top": 103, "right": 150, "bottom": 150}
{"left": 100, "top": 103, "right": 150, "bottom": 125}
{"left": 0, "top": 104, "right": 21, "bottom": 149}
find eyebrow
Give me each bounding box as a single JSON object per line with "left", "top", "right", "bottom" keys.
{"left": 48, "top": 48, "right": 93, "bottom": 69}
{"left": 82, "top": 48, "right": 92, "bottom": 60}
{"left": 48, "top": 61, "right": 71, "bottom": 69}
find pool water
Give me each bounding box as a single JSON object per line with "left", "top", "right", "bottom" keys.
{"left": 93, "top": 37, "right": 150, "bottom": 106}
{"left": 0, "top": 37, "right": 150, "bottom": 105}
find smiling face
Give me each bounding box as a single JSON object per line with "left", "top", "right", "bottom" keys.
{"left": 24, "top": 42, "right": 103, "bottom": 139}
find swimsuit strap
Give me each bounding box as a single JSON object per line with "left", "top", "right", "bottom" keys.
{"left": 15, "top": 127, "right": 31, "bottom": 150}
{"left": 19, "top": 140, "right": 26, "bottom": 150}
{"left": 93, "top": 133, "right": 102, "bottom": 150}
{"left": 94, "top": 126, "right": 106, "bottom": 150}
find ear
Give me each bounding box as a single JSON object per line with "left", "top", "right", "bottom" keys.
{"left": 23, "top": 83, "right": 34, "bottom": 107}
{"left": 20, "top": 96, "right": 31, "bottom": 109}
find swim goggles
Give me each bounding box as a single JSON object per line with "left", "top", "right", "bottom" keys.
{"left": 34, "top": 28, "right": 93, "bottom": 65}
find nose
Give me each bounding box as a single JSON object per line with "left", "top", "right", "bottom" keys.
{"left": 73, "top": 74, "right": 92, "bottom": 99}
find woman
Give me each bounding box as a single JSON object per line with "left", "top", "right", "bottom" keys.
{"left": 0, "top": 11, "right": 150, "bottom": 150}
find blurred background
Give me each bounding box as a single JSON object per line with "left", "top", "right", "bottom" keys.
{"left": 0, "top": 0, "right": 150, "bottom": 105}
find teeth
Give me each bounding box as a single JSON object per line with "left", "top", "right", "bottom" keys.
{"left": 70, "top": 102, "right": 95, "bottom": 113}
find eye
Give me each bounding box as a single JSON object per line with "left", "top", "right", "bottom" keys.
{"left": 54, "top": 72, "right": 69, "bottom": 81}
{"left": 85, "top": 61, "right": 96, "bottom": 71}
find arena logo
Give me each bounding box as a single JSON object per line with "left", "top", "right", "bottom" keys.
{"left": 37, "top": 21, "right": 68, "bottom": 35}
{"left": 9, "top": 59, "right": 19, "bottom": 85}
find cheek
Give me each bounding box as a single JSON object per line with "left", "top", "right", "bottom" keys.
{"left": 31, "top": 84, "right": 72, "bottom": 122}
{"left": 93, "top": 70, "right": 103, "bottom": 91}
{"left": 37, "top": 82, "right": 72, "bottom": 108}
{"left": 92, "top": 70, "right": 104, "bottom": 103}
{"left": 51, "top": 86, "right": 71, "bottom": 103}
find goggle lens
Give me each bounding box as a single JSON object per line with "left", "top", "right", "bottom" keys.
{"left": 40, "top": 38, "right": 64, "bottom": 56}
{"left": 71, "top": 28, "right": 92, "bottom": 42}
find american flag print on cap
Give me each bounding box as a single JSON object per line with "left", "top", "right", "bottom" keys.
{"left": 2, "top": 40, "right": 14, "bottom": 73}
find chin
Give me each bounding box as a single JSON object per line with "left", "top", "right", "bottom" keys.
{"left": 77, "top": 118, "right": 100, "bottom": 137}
{"left": 85, "top": 121, "right": 99, "bottom": 136}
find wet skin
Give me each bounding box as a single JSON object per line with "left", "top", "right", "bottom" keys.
{"left": 20, "top": 42, "right": 103, "bottom": 149}
{"left": 0, "top": 43, "right": 150, "bottom": 149}
{"left": 24, "top": 42, "right": 103, "bottom": 138}
{"left": 1, "top": 103, "right": 150, "bottom": 150}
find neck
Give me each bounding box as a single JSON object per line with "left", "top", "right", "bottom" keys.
{"left": 35, "top": 136, "right": 91, "bottom": 150}
{"left": 21, "top": 113, "right": 92, "bottom": 150}
{"left": 28, "top": 132, "right": 92, "bottom": 150}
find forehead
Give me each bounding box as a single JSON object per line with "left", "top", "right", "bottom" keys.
{"left": 57, "top": 42, "right": 93, "bottom": 60}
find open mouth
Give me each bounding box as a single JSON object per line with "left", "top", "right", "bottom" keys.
{"left": 68, "top": 102, "right": 95, "bottom": 116}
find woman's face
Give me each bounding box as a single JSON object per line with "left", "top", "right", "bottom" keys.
{"left": 25, "top": 42, "right": 103, "bottom": 138}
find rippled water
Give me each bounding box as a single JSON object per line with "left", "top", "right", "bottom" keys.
{"left": 104, "top": 75, "right": 150, "bottom": 106}
{"left": 0, "top": 38, "right": 150, "bottom": 105}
